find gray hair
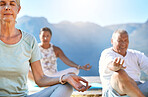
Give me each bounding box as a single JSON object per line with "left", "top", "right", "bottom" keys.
{"left": 16, "top": 0, "right": 20, "bottom": 7}
{"left": 112, "top": 29, "right": 128, "bottom": 39}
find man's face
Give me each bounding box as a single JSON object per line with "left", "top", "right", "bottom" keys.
{"left": 111, "top": 33, "right": 129, "bottom": 56}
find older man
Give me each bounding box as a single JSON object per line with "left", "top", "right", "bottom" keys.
{"left": 99, "top": 29, "right": 148, "bottom": 97}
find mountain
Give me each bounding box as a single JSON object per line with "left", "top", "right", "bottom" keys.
{"left": 16, "top": 16, "right": 53, "bottom": 41}
{"left": 16, "top": 16, "right": 148, "bottom": 79}
{"left": 105, "top": 23, "right": 142, "bottom": 34}
{"left": 129, "top": 20, "right": 148, "bottom": 55}
{"left": 105, "top": 22, "right": 148, "bottom": 56}
{"left": 16, "top": 16, "right": 113, "bottom": 76}
{"left": 52, "top": 22, "right": 113, "bottom": 76}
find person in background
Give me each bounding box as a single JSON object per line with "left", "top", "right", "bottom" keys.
{"left": 99, "top": 29, "right": 148, "bottom": 97}
{"left": 0, "top": 0, "right": 91, "bottom": 97}
{"left": 29, "top": 27, "right": 91, "bottom": 80}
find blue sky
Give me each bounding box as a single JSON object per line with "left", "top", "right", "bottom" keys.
{"left": 18, "top": 0, "right": 148, "bottom": 26}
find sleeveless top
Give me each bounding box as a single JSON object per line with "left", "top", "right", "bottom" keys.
{"left": 38, "top": 43, "right": 57, "bottom": 75}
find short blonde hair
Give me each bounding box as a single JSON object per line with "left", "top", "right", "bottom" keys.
{"left": 16, "top": 0, "right": 20, "bottom": 6}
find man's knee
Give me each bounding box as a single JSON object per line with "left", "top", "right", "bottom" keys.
{"left": 111, "top": 69, "right": 129, "bottom": 82}
{"left": 111, "top": 69, "right": 132, "bottom": 94}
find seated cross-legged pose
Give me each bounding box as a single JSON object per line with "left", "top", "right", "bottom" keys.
{"left": 0, "top": 0, "right": 91, "bottom": 97}
{"left": 29, "top": 27, "right": 91, "bottom": 79}
{"left": 99, "top": 29, "right": 148, "bottom": 97}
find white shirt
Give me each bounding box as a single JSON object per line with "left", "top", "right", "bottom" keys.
{"left": 99, "top": 47, "right": 148, "bottom": 92}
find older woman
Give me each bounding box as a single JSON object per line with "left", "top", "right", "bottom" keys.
{"left": 0, "top": 0, "right": 90, "bottom": 97}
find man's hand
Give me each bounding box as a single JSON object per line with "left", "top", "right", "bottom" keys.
{"left": 109, "top": 57, "right": 126, "bottom": 71}
{"left": 62, "top": 73, "right": 91, "bottom": 92}
{"left": 80, "top": 64, "right": 92, "bottom": 71}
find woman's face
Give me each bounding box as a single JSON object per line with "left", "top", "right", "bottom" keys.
{"left": 0, "top": 0, "right": 21, "bottom": 22}
{"left": 39, "top": 31, "right": 52, "bottom": 44}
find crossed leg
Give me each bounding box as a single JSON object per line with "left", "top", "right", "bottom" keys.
{"left": 28, "top": 83, "right": 73, "bottom": 97}
{"left": 45, "top": 67, "right": 79, "bottom": 77}
{"left": 110, "top": 69, "right": 145, "bottom": 97}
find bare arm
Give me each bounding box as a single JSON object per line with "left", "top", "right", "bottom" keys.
{"left": 28, "top": 70, "right": 35, "bottom": 81}
{"left": 30, "top": 60, "right": 60, "bottom": 87}
{"left": 54, "top": 46, "right": 91, "bottom": 70}
{"left": 30, "top": 60, "right": 91, "bottom": 91}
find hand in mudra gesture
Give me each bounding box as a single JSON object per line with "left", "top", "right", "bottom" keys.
{"left": 80, "top": 64, "right": 92, "bottom": 71}
{"left": 62, "top": 73, "right": 91, "bottom": 92}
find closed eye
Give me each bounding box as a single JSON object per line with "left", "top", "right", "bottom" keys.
{"left": 10, "top": 1, "right": 17, "bottom": 6}
{"left": 0, "top": 2, "right": 6, "bottom": 6}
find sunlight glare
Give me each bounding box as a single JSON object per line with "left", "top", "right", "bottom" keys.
{"left": 66, "top": 0, "right": 99, "bottom": 17}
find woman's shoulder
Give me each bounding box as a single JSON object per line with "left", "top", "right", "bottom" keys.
{"left": 21, "top": 31, "right": 38, "bottom": 46}
{"left": 22, "top": 31, "right": 36, "bottom": 40}
{"left": 53, "top": 45, "right": 64, "bottom": 54}
{"left": 53, "top": 45, "right": 61, "bottom": 50}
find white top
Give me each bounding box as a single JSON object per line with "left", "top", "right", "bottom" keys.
{"left": 39, "top": 43, "right": 58, "bottom": 76}
{"left": 99, "top": 47, "right": 148, "bottom": 92}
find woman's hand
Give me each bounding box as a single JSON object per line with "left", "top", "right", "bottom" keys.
{"left": 62, "top": 73, "right": 91, "bottom": 92}
{"left": 79, "top": 64, "right": 92, "bottom": 71}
